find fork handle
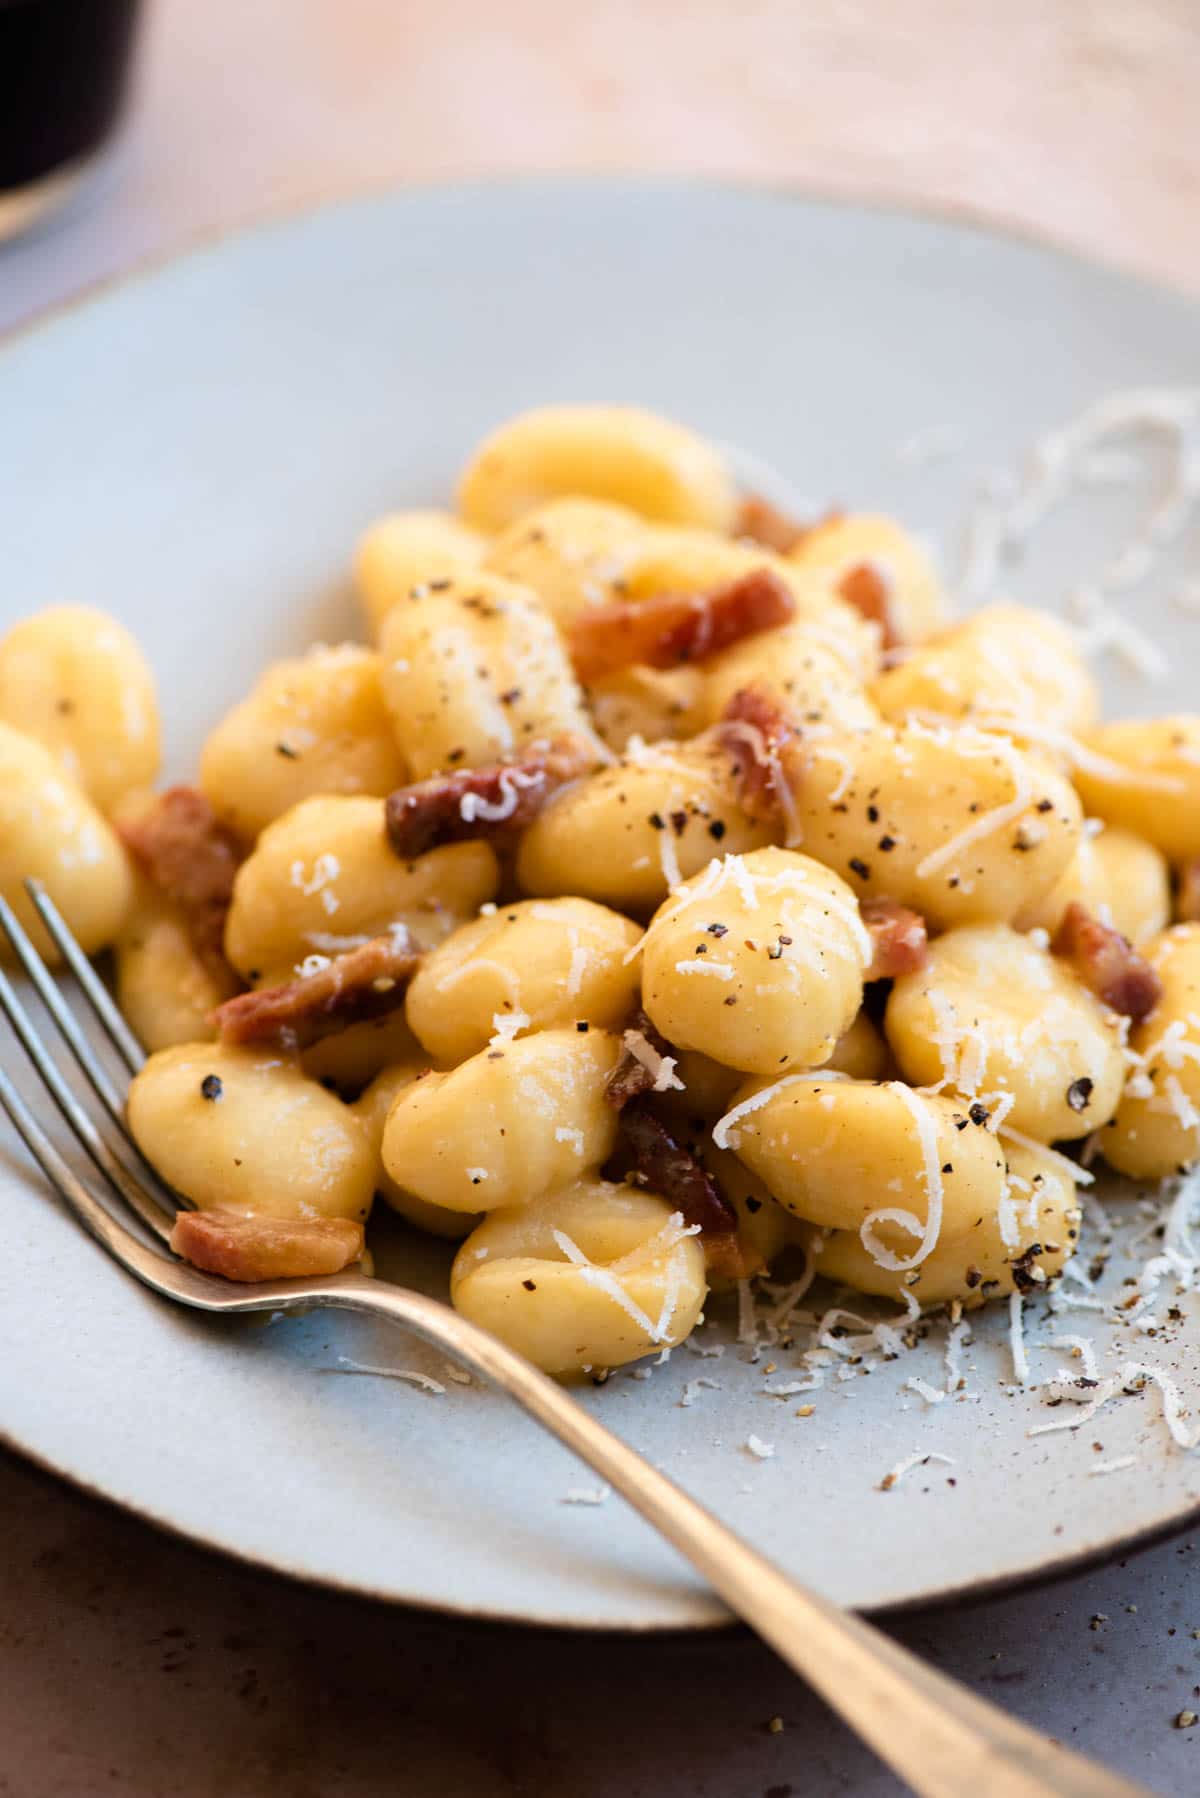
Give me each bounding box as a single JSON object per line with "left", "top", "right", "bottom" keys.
{"left": 308, "top": 1275, "right": 1151, "bottom": 1798}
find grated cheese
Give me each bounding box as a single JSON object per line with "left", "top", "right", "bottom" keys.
{"left": 880, "top": 1449, "right": 956, "bottom": 1490}
{"left": 561, "top": 1485, "right": 611, "bottom": 1506}
{"left": 675, "top": 958, "right": 734, "bottom": 980}
{"left": 621, "top": 1028, "right": 685, "bottom": 1093}
{"left": 334, "top": 1357, "right": 445, "bottom": 1394}
{"left": 713, "top": 1070, "right": 849, "bottom": 1151}
{"left": 1008, "top": 1291, "right": 1030, "bottom": 1387}
{"left": 745, "top": 1434, "right": 776, "bottom": 1459}
{"left": 859, "top": 1083, "right": 945, "bottom": 1271}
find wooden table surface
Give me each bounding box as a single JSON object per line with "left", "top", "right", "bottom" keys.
{"left": 3, "top": 3, "right": 1200, "bottom": 1794}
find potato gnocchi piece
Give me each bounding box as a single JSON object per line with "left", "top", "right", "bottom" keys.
{"left": 886, "top": 923, "right": 1127, "bottom": 1142}
{"left": 789, "top": 513, "right": 949, "bottom": 646}
{"left": 1072, "top": 717, "right": 1200, "bottom": 865}
{"left": 458, "top": 406, "right": 736, "bottom": 534}
{"left": 115, "top": 877, "right": 238, "bottom": 1052}
{"left": 815, "top": 1141, "right": 1081, "bottom": 1307}
{"left": 406, "top": 896, "right": 641, "bottom": 1065}
{"left": 640, "top": 847, "right": 870, "bottom": 1075}
{"left": 199, "top": 644, "right": 407, "bottom": 842}
{"left": 485, "top": 497, "right": 651, "bottom": 629}
{"left": 700, "top": 622, "right": 878, "bottom": 735}
{"left": 721, "top": 1077, "right": 1008, "bottom": 1263}
{"left": 224, "top": 795, "right": 498, "bottom": 983}
{"left": 355, "top": 510, "right": 487, "bottom": 639}
{"left": 587, "top": 664, "right": 710, "bottom": 752}
{"left": 1105, "top": 923, "right": 1200, "bottom": 1180}
{"left": 381, "top": 1027, "right": 621, "bottom": 1214}
{"left": 378, "top": 571, "right": 594, "bottom": 779}
{"left": 1015, "top": 824, "right": 1170, "bottom": 947}
{"left": 822, "top": 1009, "right": 891, "bottom": 1081}
{"left": 792, "top": 722, "right": 1082, "bottom": 931}
{"left": 450, "top": 1179, "right": 707, "bottom": 1374}
{"left": 0, "top": 722, "right": 133, "bottom": 960}
{"left": 871, "top": 603, "right": 1098, "bottom": 737}
{"left": 127, "top": 1041, "right": 375, "bottom": 1223}
{"left": 353, "top": 1063, "right": 475, "bottom": 1240}
{"left": 301, "top": 1010, "right": 428, "bottom": 1096}
{"left": 515, "top": 734, "right": 776, "bottom": 913}
{"left": 0, "top": 605, "right": 161, "bottom": 814}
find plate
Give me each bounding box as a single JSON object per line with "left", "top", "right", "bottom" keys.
{"left": 2, "top": 179, "right": 1200, "bottom": 1630}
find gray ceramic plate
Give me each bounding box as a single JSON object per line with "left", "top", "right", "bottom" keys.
{"left": 3, "top": 180, "right": 1200, "bottom": 1630}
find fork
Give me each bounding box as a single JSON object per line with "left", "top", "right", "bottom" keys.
{"left": 0, "top": 878, "right": 1153, "bottom": 1798}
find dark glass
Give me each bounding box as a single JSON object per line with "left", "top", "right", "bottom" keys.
{"left": 0, "top": 0, "right": 142, "bottom": 193}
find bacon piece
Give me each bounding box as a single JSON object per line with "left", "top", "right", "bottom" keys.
{"left": 171, "top": 1208, "right": 363, "bottom": 1282}
{"left": 861, "top": 898, "right": 928, "bottom": 980}
{"left": 837, "top": 562, "right": 902, "bottom": 652}
{"left": 1177, "top": 859, "right": 1200, "bottom": 923}
{"left": 568, "top": 568, "right": 794, "bottom": 685}
{"left": 606, "top": 1008, "right": 679, "bottom": 1109}
{"left": 1051, "top": 901, "right": 1163, "bottom": 1023}
{"left": 734, "top": 494, "right": 809, "bottom": 554}
{"left": 117, "top": 786, "right": 241, "bottom": 976}
{"left": 612, "top": 1102, "right": 740, "bottom": 1275}
{"left": 384, "top": 733, "right": 595, "bottom": 860}
{"left": 716, "top": 684, "right": 801, "bottom": 825}
{"left": 213, "top": 932, "right": 419, "bottom": 1049}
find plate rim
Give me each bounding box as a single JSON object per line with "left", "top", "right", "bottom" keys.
{"left": 3, "top": 171, "right": 1200, "bottom": 1630}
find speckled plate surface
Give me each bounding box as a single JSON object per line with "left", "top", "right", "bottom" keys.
{"left": 2, "top": 180, "right": 1200, "bottom": 1629}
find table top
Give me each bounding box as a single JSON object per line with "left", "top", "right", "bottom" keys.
{"left": 3, "top": 3, "right": 1200, "bottom": 1794}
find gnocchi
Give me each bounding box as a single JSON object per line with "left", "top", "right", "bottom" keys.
{"left": 1104, "top": 924, "right": 1200, "bottom": 1180}
{"left": 381, "top": 1027, "right": 621, "bottom": 1214}
{"left": 378, "top": 571, "right": 595, "bottom": 779}
{"left": 790, "top": 512, "right": 949, "bottom": 646}
{"left": 199, "top": 644, "right": 408, "bottom": 842}
{"left": 450, "top": 1180, "right": 706, "bottom": 1373}
{"left": 406, "top": 896, "right": 641, "bottom": 1065}
{"left": 640, "top": 847, "right": 870, "bottom": 1074}
{"left": 885, "top": 923, "right": 1127, "bottom": 1142}
{"left": 127, "top": 1042, "right": 376, "bottom": 1223}
{"left": 355, "top": 510, "right": 487, "bottom": 640}
{"left": 1072, "top": 717, "right": 1200, "bottom": 865}
{"left": 0, "top": 604, "right": 161, "bottom": 813}
{"left": 0, "top": 722, "right": 133, "bottom": 959}
{"left": 458, "top": 405, "right": 736, "bottom": 533}
{"left": 223, "top": 794, "right": 499, "bottom": 984}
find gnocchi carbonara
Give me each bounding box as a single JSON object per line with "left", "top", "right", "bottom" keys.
{"left": 8, "top": 403, "right": 1199, "bottom": 1378}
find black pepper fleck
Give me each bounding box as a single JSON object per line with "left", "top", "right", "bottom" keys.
{"left": 200, "top": 1074, "right": 223, "bottom": 1102}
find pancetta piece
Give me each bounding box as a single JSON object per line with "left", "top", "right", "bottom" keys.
{"left": 612, "top": 1101, "right": 741, "bottom": 1275}
{"left": 567, "top": 568, "right": 794, "bottom": 684}
{"left": 861, "top": 897, "right": 929, "bottom": 980}
{"left": 171, "top": 1208, "right": 364, "bottom": 1281}
{"left": 1051, "top": 901, "right": 1163, "bottom": 1023}
{"left": 838, "top": 562, "right": 902, "bottom": 652}
{"left": 605, "top": 1009, "right": 681, "bottom": 1109}
{"left": 213, "top": 931, "right": 419, "bottom": 1049}
{"left": 384, "top": 733, "right": 595, "bottom": 860}
{"left": 1177, "top": 859, "right": 1200, "bottom": 923}
{"left": 117, "top": 786, "right": 241, "bottom": 975}
{"left": 716, "top": 684, "right": 801, "bottom": 826}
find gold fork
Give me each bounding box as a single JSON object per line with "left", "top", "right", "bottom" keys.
{"left": 0, "top": 876, "right": 1153, "bottom": 1798}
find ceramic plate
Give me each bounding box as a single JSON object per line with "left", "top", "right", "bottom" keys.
{"left": 3, "top": 180, "right": 1200, "bottom": 1630}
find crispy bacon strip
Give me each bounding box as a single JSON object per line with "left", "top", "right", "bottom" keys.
{"left": 606, "top": 1008, "right": 678, "bottom": 1109}
{"left": 838, "top": 563, "right": 902, "bottom": 652}
{"left": 716, "top": 684, "right": 800, "bottom": 825}
{"left": 1177, "top": 859, "right": 1200, "bottom": 923}
{"left": 613, "top": 1102, "right": 741, "bottom": 1276}
{"left": 213, "top": 932, "right": 419, "bottom": 1049}
{"left": 171, "top": 1209, "right": 364, "bottom": 1282}
{"left": 861, "top": 898, "right": 929, "bottom": 980}
{"left": 384, "top": 733, "right": 595, "bottom": 860}
{"left": 568, "top": 568, "right": 794, "bottom": 685}
{"left": 117, "top": 786, "right": 241, "bottom": 976}
{"left": 1051, "top": 901, "right": 1163, "bottom": 1023}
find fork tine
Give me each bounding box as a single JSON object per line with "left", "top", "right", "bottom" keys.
{"left": 0, "top": 1062, "right": 179, "bottom": 1280}
{"left": 0, "top": 958, "right": 175, "bottom": 1244}
{"left": 0, "top": 895, "right": 130, "bottom": 1131}
{"left": 24, "top": 879, "right": 145, "bottom": 1076}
